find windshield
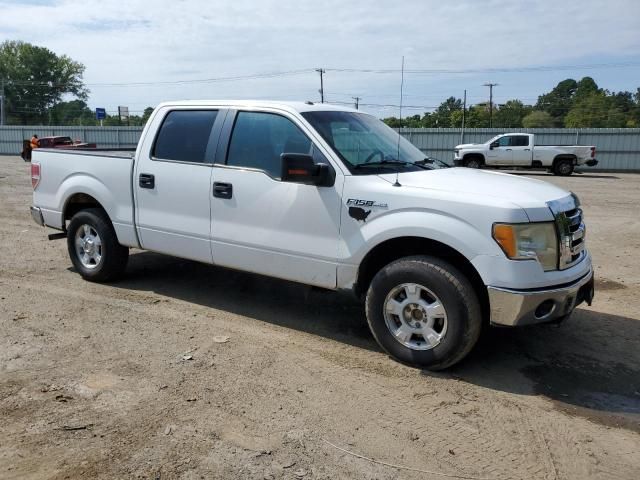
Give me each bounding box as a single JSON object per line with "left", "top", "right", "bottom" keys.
{"left": 302, "top": 111, "right": 444, "bottom": 174}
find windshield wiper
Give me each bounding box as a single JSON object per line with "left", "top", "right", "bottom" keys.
{"left": 415, "top": 157, "right": 450, "bottom": 168}
{"left": 355, "top": 160, "right": 428, "bottom": 170}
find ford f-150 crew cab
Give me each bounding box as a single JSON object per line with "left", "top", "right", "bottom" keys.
{"left": 454, "top": 133, "right": 598, "bottom": 175}
{"left": 29, "top": 101, "right": 595, "bottom": 369}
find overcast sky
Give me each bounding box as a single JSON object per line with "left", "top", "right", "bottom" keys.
{"left": 2, "top": 0, "right": 640, "bottom": 117}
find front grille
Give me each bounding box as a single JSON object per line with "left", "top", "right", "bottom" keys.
{"left": 555, "top": 206, "right": 586, "bottom": 269}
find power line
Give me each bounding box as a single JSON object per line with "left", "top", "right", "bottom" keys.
{"left": 325, "top": 61, "right": 640, "bottom": 75}
{"left": 1, "top": 69, "right": 316, "bottom": 88}
{"left": 4, "top": 60, "right": 640, "bottom": 90}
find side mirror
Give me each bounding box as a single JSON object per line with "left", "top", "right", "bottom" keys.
{"left": 490, "top": 141, "right": 498, "bottom": 149}
{"left": 281, "top": 153, "right": 333, "bottom": 186}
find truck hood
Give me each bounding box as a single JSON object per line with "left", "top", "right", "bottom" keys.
{"left": 455, "top": 143, "right": 483, "bottom": 149}
{"left": 378, "top": 168, "right": 570, "bottom": 218}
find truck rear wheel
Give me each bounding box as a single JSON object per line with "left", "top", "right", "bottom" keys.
{"left": 553, "top": 159, "right": 574, "bottom": 176}
{"left": 67, "top": 208, "right": 128, "bottom": 282}
{"left": 365, "top": 255, "right": 482, "bottom": 370}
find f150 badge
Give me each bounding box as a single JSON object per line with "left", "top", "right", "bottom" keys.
{"left": 346, "top": 198, "right": 388, "bottom": 222}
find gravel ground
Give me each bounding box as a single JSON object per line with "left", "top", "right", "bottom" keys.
{"left": 1, "top": 156, "right": 639, "bottom": 480}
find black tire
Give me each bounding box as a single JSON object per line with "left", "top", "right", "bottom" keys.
{"left": 365, "top": 255, "right": 482, "bottom": 370}
{"left": 67, "top": 208, "right": 128, "bottom": 282}
{"left": 553, "top": 158, "right": 574, "bottom": 176}
{"left": 464, "top": 157, "right": 482, "bottom": 169}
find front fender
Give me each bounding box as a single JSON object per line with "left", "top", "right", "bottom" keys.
{"left": 341, "top": 208, "right": 503, "bottom": 265}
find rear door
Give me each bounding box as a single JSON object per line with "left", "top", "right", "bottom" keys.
{"left": 134, "top": 107, "right": 225, "bottom": 263}
{"left": 209, "top": 109, "right": 344, "bottom": 288}
{"left": 510, "top": 135, "right": 532, "bottom": 165}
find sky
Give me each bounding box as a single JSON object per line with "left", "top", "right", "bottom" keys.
{"left": 1, "top": 0, "right": 640, "bottom": 118}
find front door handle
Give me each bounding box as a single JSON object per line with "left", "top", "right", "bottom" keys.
{"left": 213, "top": 182, "right": 233, "bottom": 199}
{"left": 139, "top": 173, "right": 155, "bottom": 189}
{"left": 506, "top": 148, "right": 513, "bottom": 151}
{"left": 524, "top": 148, "right": 531, "bottom": 151}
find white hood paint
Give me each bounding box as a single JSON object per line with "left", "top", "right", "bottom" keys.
{"left": 455, "top": 143, "right": 483, "bottom": 149}
{"left": 378, "top": 168, "right": 570, "bottom": 212}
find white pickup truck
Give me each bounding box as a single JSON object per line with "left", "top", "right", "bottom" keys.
{"left": 454, "top": 133, "right": 598, "bottom": 175}
{"left": 30, "top": 101, "right": 594, "bottom": 369}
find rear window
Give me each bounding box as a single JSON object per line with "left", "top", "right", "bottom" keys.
{"left": 153, "top": 110, "right": 218, "bottom": 163}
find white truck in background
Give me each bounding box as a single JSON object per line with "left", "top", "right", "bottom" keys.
{"left": 29, "top": 101, "right": 594, "bottom": 370}
{"left": 454, "top": 133, "right": 598, "bottom": 175}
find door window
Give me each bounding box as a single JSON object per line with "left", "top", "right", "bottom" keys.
{"left": 152, "top": 110, "right": 218, "bottom": 163}
{"left": 226, "top": 111, "right": 312, "bottom": 179}
{"left": 496, "top": 136, "right": 511, "bottom": 147}
{"left": 511, "top": 136, "right": 530, "bottom": 147}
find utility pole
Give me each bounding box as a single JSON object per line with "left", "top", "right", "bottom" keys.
{"left": 483, "top": 82, "right": 498, "bottom": 127}
{"left": 0, "top": 80, "right": 5, "bottom": 126}
{"left": 315, "top": 68, "right": 325, "bottom": 103}
{"left": 460, "top": 89, "right": 466, "bottom": 144}
{"left": 352, "top": 96, "right": 360, "bottom": 110}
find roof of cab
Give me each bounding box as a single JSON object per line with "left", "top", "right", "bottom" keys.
{"left": 154, "top": 100, "right": 359, "bottom": 114}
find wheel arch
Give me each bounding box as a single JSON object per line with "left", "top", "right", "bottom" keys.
{"left": 462, "top": 153, "right": 485, "bottom": 164}
{"left": 552, "top": 154, "right": 577, "bottom": 165}
{"left": 354, "top": 236, "right": 489, "bottom": 323}
{"left": 63, "top": 192, "right": 107, "bottom": 223}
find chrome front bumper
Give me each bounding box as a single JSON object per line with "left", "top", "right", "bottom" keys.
{"left": 488, "top": 269, "right": 594, "bottom": 326}
{"left": 30, "top": 206, "right": 45, "bottom": 226}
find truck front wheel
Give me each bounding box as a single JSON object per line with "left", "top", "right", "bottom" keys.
{"left": 67, "top": 208, "right": 129, "bottom": 282}
{"left": 365, "top": 256, "right": 482, "bottom": 370}
{"left": 464, "top": 157, "right": 482, "bottom": 169}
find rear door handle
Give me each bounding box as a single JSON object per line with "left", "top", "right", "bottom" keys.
{"left": 139, "top": 173, "right": 155, "bottom": 189}
{"left": 213, "top": 182, "right": 233, "bottom": 199}
{"left": 524, "top": 148, "right": 531, "bottom": 151}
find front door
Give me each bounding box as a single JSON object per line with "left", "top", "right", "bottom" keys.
{"left": 134, "top": 108, "right": 224, "bottom": 263}
{"left": 210, "top": 110, "right": 344, "bottom": 288}
{"left": 487, "top": 135, "right": 513, "bottom": 165}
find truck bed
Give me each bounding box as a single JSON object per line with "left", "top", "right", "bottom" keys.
{"left": 31, "top": 148, "right": 138, "bottom": 248}
{"left": 36, "top": 147, "right": 136, "bottom": 159}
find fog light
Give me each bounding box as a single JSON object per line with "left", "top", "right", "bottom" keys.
{"left": 534, "top": 300, "right": 555, "bottom": 319}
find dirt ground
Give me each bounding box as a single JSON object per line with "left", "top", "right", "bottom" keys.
{"left": 1, "top": 155, "right": 639, "bottom": 480}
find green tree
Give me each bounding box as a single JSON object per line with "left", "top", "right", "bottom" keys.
{"left": 493, "top": 100, "right": 532, "bottom": 128}
{"left": 141, "top": 107, "right": 154, "bottom": 125}
{"left": 48, "top": 100, "right": 96, "bottom": 125}
{"left": 464, "top": 104, "right": 491, "bottom": 127}
{"left": 565, "top": 92, "right": 626, "bottom": 128}
{"left": 0, "top": 40, "right": 88, "bottom": 124}
{"left": 422, "top": 97, "right": 463, "bottom": 127}
{"left": 536, "top": 79, "right": 577, "bottom": 125}
{"left": 573, "top": 77, "right": 600, "bottom": 102}
{"left": 522, "top": 111, "right": 554, "bottom": 128}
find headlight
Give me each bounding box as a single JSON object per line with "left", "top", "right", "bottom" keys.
{"left": 492, "top": 223, "right": 558, "bottom": 271}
